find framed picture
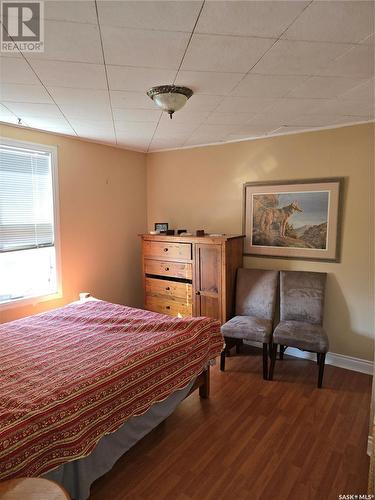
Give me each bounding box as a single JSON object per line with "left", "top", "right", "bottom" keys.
{"left": 154, "top": 222, "right": 168, "bottom": 233}
{"left": 243, "top": 178, "right": 344, "bottom": 262}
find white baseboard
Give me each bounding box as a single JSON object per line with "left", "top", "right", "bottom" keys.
{"left": 244, "top": 341, "right": 373, "bottom": 375}
{"left": 368, "top": 435, "right": 373, "bottom": 456}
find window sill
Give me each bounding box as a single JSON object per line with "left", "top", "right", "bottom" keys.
{"left": 0, "top": 291, "right": 62, "bottom": 311}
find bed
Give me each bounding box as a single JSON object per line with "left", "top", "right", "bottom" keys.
{"left": 0, "top": 299, "right": 223, "bottom": 498}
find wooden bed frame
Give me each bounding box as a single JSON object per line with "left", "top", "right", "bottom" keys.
{"left": 187, "top": 366, "right": 210, "bottom": 399}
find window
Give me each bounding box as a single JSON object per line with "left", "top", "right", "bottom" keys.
{"left": 0, "top": 139, "right": 61, "bottom": 306}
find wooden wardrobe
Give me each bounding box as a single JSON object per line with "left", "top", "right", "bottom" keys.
{"left": 140, "top": 234, "right": 244, "bottom": 324}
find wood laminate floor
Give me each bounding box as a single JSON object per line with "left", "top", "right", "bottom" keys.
{"left": 90, "top": 345, "right": 372, "bottom": 500}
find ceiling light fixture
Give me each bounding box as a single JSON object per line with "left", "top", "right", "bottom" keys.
{"left": 147, "top": 85, "right": 193, "bottom": 119}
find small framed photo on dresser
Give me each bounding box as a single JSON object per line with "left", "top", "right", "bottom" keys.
{"left": 154, "top": 223, "right": 168, "bottom": 233}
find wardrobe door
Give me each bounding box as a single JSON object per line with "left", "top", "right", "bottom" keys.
{"left": 194, "top": 244, "right": 222, "bottom": 321}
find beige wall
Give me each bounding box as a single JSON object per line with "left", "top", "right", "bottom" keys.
{"left": 147, "top": 123, "right": 375, "bottom": 361}
{"left": 0, "top": 124, "right": 147, "bottom": 324}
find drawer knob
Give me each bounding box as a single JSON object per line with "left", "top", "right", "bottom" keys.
{"left": 163, "top": 248, "right": 169, "bottom": 252}
{"left": 165, "top": 267, "right": 169, "bottom": 271}
{"left": 195, "top": 291, "right": 201, "bottom": 296}
{"left": 166, "top": 305, "right": 171, "bottom": 310}
{"left": 166, "top": 287, "right": 170, "bottom": 291}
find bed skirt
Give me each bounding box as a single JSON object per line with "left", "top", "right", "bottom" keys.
{"left": 43, "top": 380, "right": 194, "bottom": 500}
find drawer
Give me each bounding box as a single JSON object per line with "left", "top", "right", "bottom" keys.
{"left": 144, "top": 259, "right": 192, "bottom": 280}
{"left": 143, "top": 241, "right": 192, "bottom": 261}
{"left": 145, "top": 277, "right": 192, "bottom": 301}
{"left": 145, "top": 296, "right": 192, "bottom": 317}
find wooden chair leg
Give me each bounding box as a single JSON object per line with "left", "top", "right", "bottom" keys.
{"left": 220, "top": 350, "right": 226, "bottom": 371}
{"left": 269, "top": 343, "right": 277, "bottom": 380}
{"left": 262, "top": 343, "right": 268, "bottom": 380}
{"left": 316, "top": 352, "right": 321, "bottom": 364}
{"left": 318, "top": 353, "right": 326, "bottom": 388}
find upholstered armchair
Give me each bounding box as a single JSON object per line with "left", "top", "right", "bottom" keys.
{"left": 269, "top": 270, "right": 329, "bottom": 388}
{"left": 220, "top": 268, "right": 279, "bottom": 379}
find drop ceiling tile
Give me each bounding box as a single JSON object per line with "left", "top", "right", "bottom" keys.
{"left": 187, "top": 123, "right": 237, "bottom": 142}
{"left": 48, "top": 88, "right": 113, "bottom": 122}
{"left": 107, "top": 66, "right": 176, "bottom": 92}
{"left": 149, "top": 139, "right": 185, "bottom": 152}
{"left": 320, "top": 99, "right": 374, "bottom": 118}
{"left": 21, "top": 117, "right": 75, "bottom": 135}
{"left": 114, "top": 121, "right": 156, "bottom": 135}
{"left": 231, "top": 74, "right": 308, "bottom": 98}
{"left": 156, "top": 117, "right": 197, "bottom": 136}
{"left": 117, "top": 138, "right": 150, "bottom": 152}
{"left": 101, "top": 26, "right": 189, "bottom": 69}
{"left": 246, "top": 98, "right": 332, "bottom": 124}
{"left": 153, "top": 131, "right": 192, "bottom": 143}
{"left": 280, "top": 114, "right": 362, "bottom": 127}
{"left": 253, "top": 40, "right": 354, "bottom": 76}
{"left": 182, "top": 34, "right": 276, "bottom": 73}
{"left": 0, "top": 103, "right": 19, "bottom": 124}
{"left": 69, "top": 119, "right": 114, "bottom": 133}
{"left": 319, "top": 44, "right": 374, "bottom": 78}
{"left": 62, "top": 104, "right": 112, "bottom": 122}
{"left": 0, "top": 56, "right": 40, "bottom": 84}
{"left": 110, "top": 91, "right": 155, "bottom": 110}
{"left": 287, "top": 76, "right": 369, "bottom": 99}
{"left": 196, "top": 1, "right": 309, "bottom": 38}
{"left": 24, "top": 20, "right": 103, "bottom": 63}
{"left": 47, "top": 87, "right": 110, "bottom": 109}
{"left": 360, "top": 33, "right": 375, "bottom": 45}
{"left": 269, "top": 126, "right": 319, "bottom": 135}
{"left": 174, "top": 70, "right": 244, "bottom": 95}
{"left": 79, "top": 131, "right": 117, "bottom": 144}
{"left": 339, "top": 79, "right": 374, "bottom": 101}
{"left": 227, "top": 124, "right": 274, "bottom": 139}
{"left": 184, "top": 94, "right": 222, "bottom": 112}
{"left": 215, "top": 96, "right": 276, "bottom": 114}
{"left": 161, "top": 109, "right": 211, "bottom": 124}
{"left": 98, "top": 1, "right": 202, "bottom": 32}
{"left": 0, "top": 83, "right": 52, "bottom": 103}
{"left": 282, "top": 1, "right": 374, "bottom": 43}
{"left": 113, "top": 108, "right": 161, "bottom": 123}
{"left": 30, "top": 60, "right": 107, "bottom": 89}
{"left": 3, "top": 102, "right": 63, "bottom": 119}
{"left": 206, "top": 112, "right": 256, "bottom": 125}
{"left": 45, "top": 1, "right": 98, "bottom": 24}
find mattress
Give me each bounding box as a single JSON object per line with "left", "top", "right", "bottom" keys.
{"left": 0, "top": 300, "right": 222, "bottom": 480}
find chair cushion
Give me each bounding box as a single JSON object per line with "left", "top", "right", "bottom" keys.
{"left": 273, "top": 320, "right": 329, "bottom": 353}
{"left": 221, "top": 315, "right": 273, "bottom": 343}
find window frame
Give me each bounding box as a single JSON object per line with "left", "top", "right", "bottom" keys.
{"left": 0, "top": 137, "right": 62, "bottom": 310}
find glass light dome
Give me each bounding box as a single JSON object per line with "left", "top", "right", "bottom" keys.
{"left": 147, "top": 85, "right": 193, "bottom": 118}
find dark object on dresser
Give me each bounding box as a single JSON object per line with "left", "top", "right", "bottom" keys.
{"left": 220, "top": 268, "right": 279, "bottom": 379}
{"left": 269, "top": 270, "right": 329, "bottom": 388}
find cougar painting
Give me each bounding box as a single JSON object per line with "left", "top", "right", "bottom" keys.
{"left": 259, "top": 201, "right": 303, "bottom": 237}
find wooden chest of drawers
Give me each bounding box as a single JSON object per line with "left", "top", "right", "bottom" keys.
{"left": 140, "top": 234, "right": 244, "bottom": 323}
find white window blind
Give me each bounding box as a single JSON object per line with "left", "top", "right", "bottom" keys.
{"left": 0, "top": 145, "right": 55, "bottom": 253}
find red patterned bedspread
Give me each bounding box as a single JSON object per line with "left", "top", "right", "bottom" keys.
{"left": 0, "top": 300, "right": 223, "bottom": 480}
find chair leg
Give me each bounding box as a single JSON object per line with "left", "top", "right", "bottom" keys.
{"left": 269, "top": 343, "right": 277, "bottom": 380}
{"left": 280, "top": 345, "right": 285, "bottom": 360}
{"left": 318, "top": 353, "right": 326, "bottom": 388}
{"left": 236, "top": 339, "right": 243, "bottom": 354}
{"left": 316, "top": 352, "right": 321, "bottom": 364}
{"left": 262, "top": 343, "right": 268, "bottom": 380}
{"left": 220, "top": 350, "right": 226, "bottom": 371}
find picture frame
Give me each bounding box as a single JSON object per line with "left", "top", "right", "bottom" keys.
{"left": 154, "top": 222, "right": 168, "bottom": 233}
{"left": 243, "top": 178, "right": 344, "bottom": 262}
